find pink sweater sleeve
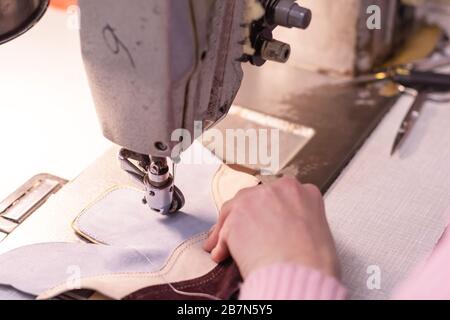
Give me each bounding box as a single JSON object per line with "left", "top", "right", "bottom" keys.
{"left": 392, "top": 228, "right": 450, "bottom": 300}
{"left": 239, "top": 225, "right": 450, "bottom": 300}
{"left": 239, "top": 264, "right": 347, "bottom": 300}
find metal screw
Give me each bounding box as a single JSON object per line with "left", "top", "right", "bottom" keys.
{"left": 260, "top": 39, "right": 291, "bottom": 63}
{"left": 155, "top": 141, "right": 168, "bottom": 151}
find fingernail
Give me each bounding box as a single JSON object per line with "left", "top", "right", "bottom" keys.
{"left": 211, "top": 247, "right": 219, "bottom": 261}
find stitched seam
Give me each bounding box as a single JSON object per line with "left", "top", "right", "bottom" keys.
{"left": 128, "top": 265, "right": 228, "bottom": 299}
{"left": 40, "top": 234, "right": 213, "bottom": 296}
{"left": 212, "top": 165, "right": 225, "bottom": 212}
{"left": 72, "top": 186, "right": 213, "bottom": 272}
{"left": 73, "top": 186, "right": 138, "bottom": 245}
{"left": 47, "top": 172, "right": 226, "bottom": 298}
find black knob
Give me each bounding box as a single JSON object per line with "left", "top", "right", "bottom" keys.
{"left": 273, "top": 0, "right": 312, "bottom": 29}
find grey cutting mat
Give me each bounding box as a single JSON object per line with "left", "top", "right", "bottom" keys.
{"left": 325, "top": 95, "right": 450, "bottom": 299}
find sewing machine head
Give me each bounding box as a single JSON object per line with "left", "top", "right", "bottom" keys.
{"left": 78, "top": 0, "right": 311, "bottom": 215}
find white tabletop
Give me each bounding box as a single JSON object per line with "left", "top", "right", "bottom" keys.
{"left": 0, "top": 8, "right": 111, "bottom": 201}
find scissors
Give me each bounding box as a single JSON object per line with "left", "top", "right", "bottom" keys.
{"left": 348, "top": 64, "right": 450, "bottom": 155}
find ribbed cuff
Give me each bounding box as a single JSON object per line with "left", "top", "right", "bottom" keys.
{"left": 239, "top": 264, "right": 347, "bottom": 300}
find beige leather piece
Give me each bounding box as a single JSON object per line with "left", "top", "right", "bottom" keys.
{"left": 38, "top": 165, "right": 260, "bottom": 300}
{"left": 38, "top": 234, "right": 215, "bottom": 300}
{"left": 212, "top": 165, "right": 260, "bottom": 210}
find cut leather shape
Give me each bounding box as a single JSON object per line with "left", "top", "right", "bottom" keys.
{"left": 119, "top": 166, "right": 259, "bottom": 300}
{"left": 212, "top": 164, "right": 260, "bottom": 209}
{"left": 0, "top": 142, "right": 221, "bottom": 298}
{"left": 38, "top": 233, "right": 216, "bottom": 300}
{"left": 73, "top": 186, "right": 216, "bottom": 257}
{"left": 123, "top": 259, "right": 242, "bottom": 300}
{"left": 0, "top": 243, "right": 159, "bottom": 297}
{"left": 0, "top": 285, "right": 34, "bottom": 300}
{"left": 0, "top": 161, "right": 259, "bottom": 300}
{"left": 38, "top": 165, "right": 259, "bottom": 300}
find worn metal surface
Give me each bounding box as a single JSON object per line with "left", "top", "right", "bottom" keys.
{"left": 234, "top": 63, "right": 398, "bottom": 192}
{"left": 2, "top": 179, "right": 60, "bottom": 223}
{"left": 0, "top": 174, "right": 67, "bottom": 242}
{"left": 210, "top": 105, "right": 315, "bottom": 174}
{"left": 0, "top": 218, "right": 16, "bottom": 234}
{"left": 79, "top": 0, "right": 246, "bottom": 157}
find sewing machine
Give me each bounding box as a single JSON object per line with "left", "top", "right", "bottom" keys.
{"left": 78, "top": 0, "right": 311, "bottom": 215}
{"left": 0, "top": 0, "right": 418, "bottom": 239}
{"left": 1, "top": 0, "right": 313, "bottom": 219}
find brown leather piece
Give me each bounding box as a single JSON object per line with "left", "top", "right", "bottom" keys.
{"left": 122, "top": 260, "right": 242, "bottom": 300}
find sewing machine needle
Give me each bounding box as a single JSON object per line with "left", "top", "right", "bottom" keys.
{"left": 391, "top": 90, "right": 429, "bottom": 156}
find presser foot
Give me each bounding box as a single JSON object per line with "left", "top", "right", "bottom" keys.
{"left": 118, "top": 149, "right": 185, "bottom": 215}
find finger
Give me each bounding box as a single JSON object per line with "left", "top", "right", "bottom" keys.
{"left": 204, "top": 185, "right": 258, "bottom": 252}
{"left": 203, "top": 199, "right": 235, "bottom": 252}
{"left": 202, "top": 224, "right": 216, "bottom": 250}
{"left": 210, "top": 231, "right": 230, "bottom": 263}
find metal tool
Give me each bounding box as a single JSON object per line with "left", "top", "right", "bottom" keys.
{"left": 118, "top": 149, "right": 185, "bottom": 215}
{"left": 389, "top": 66, "right": 450, "bottom": 155}
{"left": 345, "top": 63, "right": 450, "bottom": 155}
{"left": 0, "top": 174, "right": 67, "bottom": 242}
{"left": 390, "top": 90, "right": 429, "bottom": 155}
{"left": 78, "top": 0, "right": 312, "bottom": 215}
{"left": 348, "top": 66, "right": 450, "bottom": 90}
{"left": 390, "top": 86, "right": 450, "bottom": 155}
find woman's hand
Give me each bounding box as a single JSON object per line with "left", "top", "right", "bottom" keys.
{"left": 203, "top": 176, "right": 340, "bottom": 279}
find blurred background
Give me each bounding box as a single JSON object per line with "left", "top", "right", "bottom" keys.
{"left": 0, "top": 1, "right": 110, "bottom": 200}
